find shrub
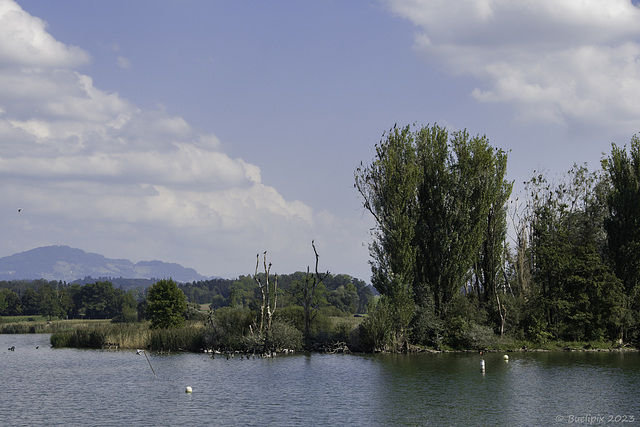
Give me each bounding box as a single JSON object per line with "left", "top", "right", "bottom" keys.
{"left": 526, "top": 315, "right": 554, "bottom": 344}
{"left": 332, "top": 320, "right": 353, "bottom": 343}
{"left": 308, "top": 312, "right": 333, "bottom": 344}
{"left": 205, "top": 307, "right": 256, "bottom": 351}
{"left": 265, "top": 321, "right": 303, "bottom": 351}
{"left": 183, "top": 302, "right": 207, "bottom": 322}
{"left": 274, "top": 306, "right": 304, "bottom": 332}
{"left": 445, "top": 317, "right": 496, "bottom": 350}
{"left": 410, "top": 305, "right": 444, "bottom": 348}
{"left": 358, "top": 298, "right": 393, "bottom": 352}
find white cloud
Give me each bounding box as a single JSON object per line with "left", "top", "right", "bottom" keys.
{"left": 0, "top": 0, "right": 89, "bottom": 68}
{"left": 383, "top": 0, "right": 640, "bottom": 132}
{"left": 0, "top": 0, "right": 372, "bottom": 278}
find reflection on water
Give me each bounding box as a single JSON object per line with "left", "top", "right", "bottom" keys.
{"left": 1, "top": 334, "right": 639, "bottom": 426}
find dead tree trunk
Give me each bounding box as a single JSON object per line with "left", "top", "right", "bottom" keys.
{"left": 300, "top": 241, "right": 329, "bottom": 344}
{"left": 254, "top": 251, "right": 277, "bottom": 333}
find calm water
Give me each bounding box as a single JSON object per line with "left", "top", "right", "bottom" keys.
{"left": 1, "top": 334, "right": 639, "bottom": 426}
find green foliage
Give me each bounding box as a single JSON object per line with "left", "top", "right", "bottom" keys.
{"left": 409, "top": 304, "right": 443, "bottom": 348}
{"left": 355, "top": 123, "right": 512, "bottom": 347}
{"left": 603, "top": 136, "right": 640, "bottom": 342}
{"left": 274, "top": 305, "right": 304, "bottom": 331}
{"left": 183, "top": 302, "right": 207, "bottom": 321}
{"left": 526, "top": 165, "right": 625, "bottom": 342}
{"left": 0, "top": 289, "right": 21, "bottom": 316}
{"left": 146, "top": 279, "right": 187, "bottom": 329}
{"left": 355, "top": 124, "right": 419, "bottom": 316}
{"left": 0, "top": 289, "right": 7, "bottom": 314}
{"left": 111, "top": 290, "right": 139, "bottom": 323}
{"left": 50, "top": 328, "right": 107, "bottom": 348}
{"left": 358, "top": 297, "right": 393, "bottom": 352}
{"left": 265, "top": 321, "right": 303, "bottom": 351}
{"left": 74, "top": 281, "right": 122, "bottom": 319}
{"left": 445, "top": 317, "right": 496, "bottom": 350}
{"left": 327, "top": 284, "right": 359, "bottom": 315}
{"left": 526, "top": 315, "right": 553, "bottom": 344}
{"left": 150, "top": 326, "right": 205, "bottom": 352}
{"left": 205, "top": 306, "right": 256, "bottom": 351}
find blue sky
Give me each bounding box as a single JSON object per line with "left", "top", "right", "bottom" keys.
{"left": 2, "top": 0, "right": 640, "bottom": 280}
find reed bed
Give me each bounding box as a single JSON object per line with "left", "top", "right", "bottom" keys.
{"left": 49, "top": 321, "right": 207, "bottom": 351}
{"left": 150, "top": 325, "right": 206, "bottom": 352}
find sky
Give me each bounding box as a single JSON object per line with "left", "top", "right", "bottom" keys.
{"left": 1, "top": 0, "right": 640, "bottom": 281}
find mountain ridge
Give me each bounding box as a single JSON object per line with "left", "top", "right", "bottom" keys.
{"left": 0, "top": 245, "right": 209, "bottom": 283}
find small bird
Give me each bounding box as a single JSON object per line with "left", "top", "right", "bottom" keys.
{"left": 17, "top": 209, "right": 21, "bottom": 212}
{"left": 136, "top": 349, "right": 143, "bottom": 355}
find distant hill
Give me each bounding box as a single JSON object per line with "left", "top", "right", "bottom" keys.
{"left": 0, "top": 245, "right": 209, "bottom": 283}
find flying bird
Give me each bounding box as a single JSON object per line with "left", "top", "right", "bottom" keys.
{"left": 17, "top": 208, "right": 21, "bottom": 212}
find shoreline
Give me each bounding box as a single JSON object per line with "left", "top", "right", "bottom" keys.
{"left": 1, "top": 318, "right": 638, "bottom": 354}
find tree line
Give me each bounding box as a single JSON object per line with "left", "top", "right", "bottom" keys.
{"left": 0, "top": 279, "right": 139, "bottom": 322}
{"left": 0, "top": 271, "right": 374, "bottom": 323}
{"left": 355, "top": 123, "right": 640, "bottom": 351}
{"left": 182, "top": 271, "right": 374, "bottom": 315}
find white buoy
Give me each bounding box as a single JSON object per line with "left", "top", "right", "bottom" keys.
{"left": 185, "top": 386, "right": 192, "bottom": 393}
{"left": 480, "top": 359, "right": 485, "bottom": 372}
{"left": 503, "top": 354, "right": 509, "bottom": 361}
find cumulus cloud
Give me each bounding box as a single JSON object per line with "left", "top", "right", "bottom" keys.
{"left": 383, "top": 0, "right": 640, "bottom": 131}
{"left": 0, "top": 0, "right": 89, "bottom": 68}
{"left": 0, "top": 0, "right": 369, "bottom": 278}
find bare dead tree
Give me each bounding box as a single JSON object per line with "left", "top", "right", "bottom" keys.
{"left": 254, "top": 251, "right": 277, "bottom": 333}
{"left": 295, "top": 240, "right": 330, "bottom": 344}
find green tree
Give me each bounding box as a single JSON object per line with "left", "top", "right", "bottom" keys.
{"left": 0, "top": 289, "right": 21, "bottom": 316}
{"left": 415, "top": 127, "right": 509, "bottom": 318}
{"left": 603, "top": 136, "right": 640, "bottom": 343}
{"left": 147, "top": 279, "right": 188, "bottom": 329}
{"left": 78, "top": 281, "right": 121, "bottom": 319}
{"left": 112, "top": 290, "right": 139, "bottom": 323}
{"left": 355, "top": 124, "right": 419, "bottom": 347}
{"left": 471, "top": 146, "right": 512, "bottom": 336}
{"left": 356, "top": 123, "right": 511, "bottom": 347}
{"left": 526, "top": 165, "right": 624, "bottom": 341}
{"left": 21, "top": 288, "right": 40, "bottom": 315}
{"left": 0, "top": 289, "right": 7, "bottom": 315}
{"left": 38, "top": 283, "right": 65, "bottom": 320}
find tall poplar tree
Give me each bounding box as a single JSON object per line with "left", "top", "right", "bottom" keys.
{"left": 355, "top": 123, "right": 511, "bottom": 344}
{"left": 414, "top": 127, "right": 510, "bottom": 318}
{"left": 355, "top": 124, "right": 419, "bottom": 347}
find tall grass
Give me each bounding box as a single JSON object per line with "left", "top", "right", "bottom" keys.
{"left": 150, "top": 326, "right": 206, "bottom": 352}
{"left": 49, "top": 322, "right": 207, "bottom": 351}
{"left": 0, "top": 318, "right": 110, "bottom": 334}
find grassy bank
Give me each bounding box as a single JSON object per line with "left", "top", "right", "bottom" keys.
{"left": 49, "top": 321, "right": 206, "bottom": 352}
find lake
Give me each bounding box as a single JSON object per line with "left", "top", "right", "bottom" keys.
{"left": 1, "top": 334, "right": 639, "bottom": 426}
